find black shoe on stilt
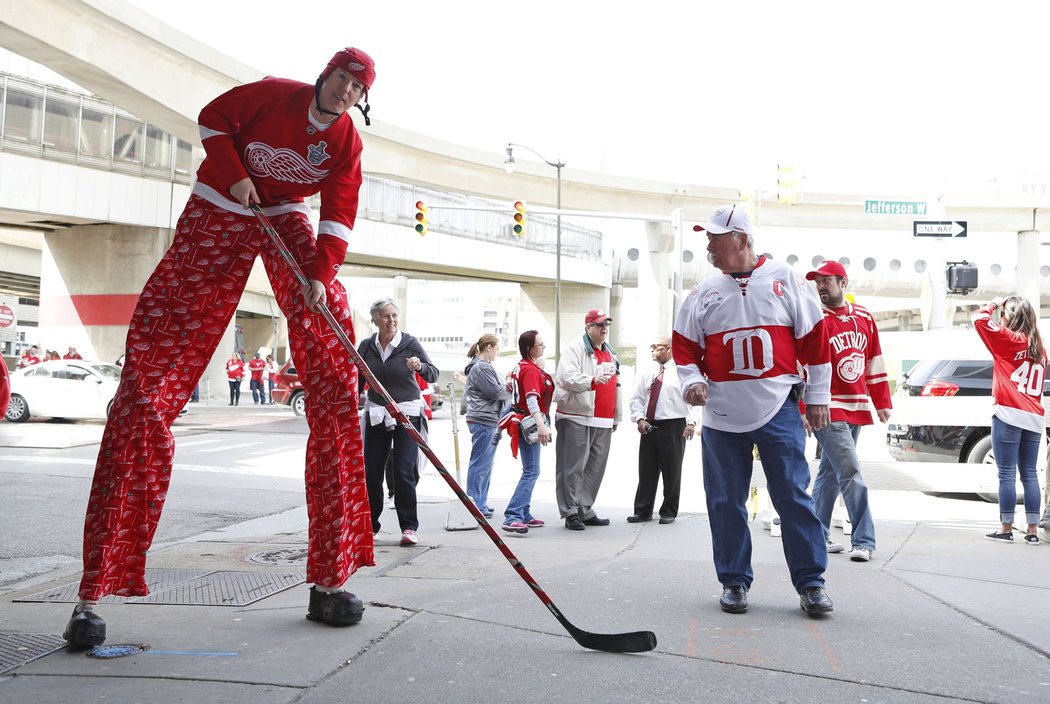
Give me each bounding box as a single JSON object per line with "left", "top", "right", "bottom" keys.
{"left": 306, "top": 587, "right": 364, "bottom": 626}
{"left": 63, "top": 608, "right": 106, "bottom": 649}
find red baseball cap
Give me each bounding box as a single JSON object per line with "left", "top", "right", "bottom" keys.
{"left": 585, "top": 309, "right": 612, "bottom": 325}
{"left": 806, "top": 260, "right": 848, "bottom": 280}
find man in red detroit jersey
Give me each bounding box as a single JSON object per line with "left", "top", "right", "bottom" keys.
{"left": 805, "top": 260, "right": 892, "bottom": 563}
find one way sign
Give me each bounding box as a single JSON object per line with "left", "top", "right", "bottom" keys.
{"left": 913, "top": 221, "right": 967, "bottom": 237}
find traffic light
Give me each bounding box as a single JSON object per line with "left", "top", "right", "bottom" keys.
{"left": 776, "top": 163, "right": 796, "bottom": 205}
{"left": 946, "top": 260, "right": 978, "bottom": 295}
{"left": 513, "top": 200, "right": 527, "bottom": 237}
{"left": 414, "top": 200, "right": 428, "bottom": 236}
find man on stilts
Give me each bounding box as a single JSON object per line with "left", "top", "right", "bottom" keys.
{"left": 64, "top": 48, "right": 378, "bottom": 648}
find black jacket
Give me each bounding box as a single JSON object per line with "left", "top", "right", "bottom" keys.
{"left": 357, "top": 332, "right": 439, "bottom": 405}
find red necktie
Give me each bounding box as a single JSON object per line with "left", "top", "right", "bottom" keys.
{"left": 645, "top": 365, "right": 664, "bottom": 422}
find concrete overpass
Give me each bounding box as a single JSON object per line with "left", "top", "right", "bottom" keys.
{"left": 4, "top": 0, "right": 1050, "bottom": 395}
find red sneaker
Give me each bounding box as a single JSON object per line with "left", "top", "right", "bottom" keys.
{"left": 526, "top": 518, "right": 545, "bottom": 528}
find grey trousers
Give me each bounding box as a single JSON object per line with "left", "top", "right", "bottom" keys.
{"left": 555, "top": 418, "right": 612, "bottom": 520}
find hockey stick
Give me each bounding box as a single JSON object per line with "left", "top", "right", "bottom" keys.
{"left": 249, "top": 204, "right": 656, "bottom": 653}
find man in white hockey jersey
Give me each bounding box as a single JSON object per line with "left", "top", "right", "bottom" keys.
{"left": 673, "top": 204, "right": 834, "bottom": 617}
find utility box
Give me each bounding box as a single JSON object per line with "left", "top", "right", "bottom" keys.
{"left": 946, "top": 261, "right": 978, "bottom": 295}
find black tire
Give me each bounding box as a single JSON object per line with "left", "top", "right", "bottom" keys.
{"left": 5, "top": 394, "right": 30, "bottom": 422}
{"left": 968, "top": 435, "right": 1022, "bottom": 504}
{"left": 966, "top": 434, "right": 994, "bottom": 465}
{"left": 291, "top": 390, "right": 306, "bottom": 417}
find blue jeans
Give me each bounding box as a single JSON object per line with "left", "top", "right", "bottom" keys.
{"left": 991, "top": 416, "right": 1043, "bottom": 525}
{"left": 701, "top": 399, "right": 827, "bottom": 592}
{"left": 505, "top": 436, "right": 542, "bottom": 524}
{"left": 813, "top": 422, "right": 875, "bottom": 550}
{"left": 465, "top": 422, "right": 498, "bottom": 512}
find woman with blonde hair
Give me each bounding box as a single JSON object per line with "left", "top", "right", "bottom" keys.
{"left": 974, "top": 295, "right": 1046, "bottom": 545}
{"left": 463, "top": 333, "right": 511, "bottom": 518}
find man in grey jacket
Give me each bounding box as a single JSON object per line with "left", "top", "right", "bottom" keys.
{"left": 553, "top": 309, "right": 621, "bottom": 530}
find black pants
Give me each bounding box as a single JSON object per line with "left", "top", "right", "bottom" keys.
{"left": 228, "top": 380, "right": 240, "bottom": 405}
{"left": 634, "top": 417, "right": 686, "bottom": 519}
{"left": 365, "top": 415, "right": 423, "bottom": 533}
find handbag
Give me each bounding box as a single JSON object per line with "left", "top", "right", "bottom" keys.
{"left": 519, "top": 414, "right": 540, "bottom": 444}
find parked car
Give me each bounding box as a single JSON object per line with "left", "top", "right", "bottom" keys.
{"left": 4, "top": 360, "right": 122, "bottom": 422}
{"left": 270, "top": 360, "right": 306, "bottom": 416}
{"left": 271, "top": 360, "right": 444, "bottom": 417}
{"left": 886, "top": 358, "right": 1049, "bottom": 501}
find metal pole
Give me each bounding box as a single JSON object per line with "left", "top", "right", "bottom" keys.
{"left": 555, "top": 163, "right": 562, "bottom": 367}
{"left": 671, "top": 208, "right": 684, "bottom": 326}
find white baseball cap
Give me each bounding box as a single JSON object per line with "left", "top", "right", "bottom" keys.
{"left": 692, "top": 204, "right": 754, "bottom": 236}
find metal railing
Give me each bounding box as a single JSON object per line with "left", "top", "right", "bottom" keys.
{"left": 0, "top": 72, "right": 193, "bottom": 185}
{"left": 0, "top": 72, "right": 604, "bottom": 260}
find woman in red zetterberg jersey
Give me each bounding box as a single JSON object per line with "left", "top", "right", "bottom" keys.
{"left": 974, "top": 296, "right": 1046, "bottom": 545}
{"left": 64, "top": 48, "right": 378, "bottom": 648}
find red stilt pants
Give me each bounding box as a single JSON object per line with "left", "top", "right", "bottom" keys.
{"left": 78, "top": 196, "right": 373, "bottom": 600}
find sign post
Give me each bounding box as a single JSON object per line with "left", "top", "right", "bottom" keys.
{"left": 0, "top": 296, "right": 16, "bottom": 344}
{"left": 912, "top": 221, "right": 968, "bottom": 238}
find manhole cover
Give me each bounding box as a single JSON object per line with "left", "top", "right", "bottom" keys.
{"left": 86, "top": 644, "right": 149, "bottom": 659}
{"left": 248, "top": 547, "right": 308, "bottom": 566}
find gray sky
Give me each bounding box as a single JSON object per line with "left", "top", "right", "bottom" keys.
{"left": 129, "top": 0, "right": 1050, "bottom": 199}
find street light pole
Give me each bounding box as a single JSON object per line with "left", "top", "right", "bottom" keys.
{"left": 504, "top": 142, "right": 565, "bottom": 365}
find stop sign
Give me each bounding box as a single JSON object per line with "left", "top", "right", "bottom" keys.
{"left": 0, "top": 305, "right": 14, "bottom": 328}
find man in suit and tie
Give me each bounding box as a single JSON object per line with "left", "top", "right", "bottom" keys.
{"left": 627, "top": 336, "right": 699, "bottom": 524}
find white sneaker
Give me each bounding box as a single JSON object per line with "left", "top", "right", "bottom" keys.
{"left": 849, "top": 547, "right": 872, "bottom": 562}
{"left": 770, "top": 517, "right": 782, "bottom": 538}
{"left": 826, "top": 540, "right": 846, "bottom": 553}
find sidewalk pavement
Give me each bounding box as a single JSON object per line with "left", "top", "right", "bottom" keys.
{"left": 2, "top": 491, "right": 1049, "bottom": 703}
{"left": 2, "top": 404, "right": 1049, "bottom": 703}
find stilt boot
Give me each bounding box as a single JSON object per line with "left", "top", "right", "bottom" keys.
{"left": 306, "top": 586, "right": 364, "bottom": 626}
{"left": 63, "top": 608, "right": 106, "bottom": 649}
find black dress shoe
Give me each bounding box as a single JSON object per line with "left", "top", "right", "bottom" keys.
{"left": 626, "top": 514, "right": 652, "bottom": 523}
{"left": 565, "top": 515, "right": 586, "bottom": 531}
{"left": 307, "top": 586, "right": 364, "bottom": 626}
{"left": 582, "top": 516, "right": 610, "bottom": 526}
{"left": 63, "top": 608, "right": 106, "bottom": 649}
{"left": 658, "top": 516, "right": 676, "bottom": 524}
{"left": 799, "top": 586, "right": 834, "bottom": 615}
{"left": 719, "top": 586, "right": 748, "bottom": 614}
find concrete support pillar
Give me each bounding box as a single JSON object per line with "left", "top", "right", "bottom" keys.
{"left": 1017, "top": 230, "right": 1040, "bottom": 312}
{"left": 519, "top": 283, "right": 609, "bottom": 361}
{"left": 393, "top": 274, "right": 409, "bottom": 327}
{"left": 633, "top": 220, "right": 673, "bottom": 360}
{"left": 608, "top": 283, "right": 624, "bottom": 350}
{"left": 39, "top": 224, "right": 235, "bottom": 402}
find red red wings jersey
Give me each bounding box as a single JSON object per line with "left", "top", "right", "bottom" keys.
{"left": 226, "top": 359, "right": 244, "bottom": 380}
{"left": 195, "top": 77, "right": 364, "bottom": 283}
{"left": 673, "top": 257, "right": 831, "bottom": 432}
{"left": 974, "top": 304, "right": 1046, "bottom": 433}
{"left": 821, "top": 302, "right": 892, "bottom": 425}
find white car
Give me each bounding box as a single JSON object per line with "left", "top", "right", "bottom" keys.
{"left": 4, "top": 360, "right": 122, "bottom": 422}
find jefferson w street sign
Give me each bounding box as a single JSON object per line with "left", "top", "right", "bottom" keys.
{"left": 913, "top": 221, "right": 967, "bottom": 238}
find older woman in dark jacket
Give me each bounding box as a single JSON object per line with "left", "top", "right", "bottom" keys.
{"left": 358, "top": 298, "right": 438, "bottom": 546}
